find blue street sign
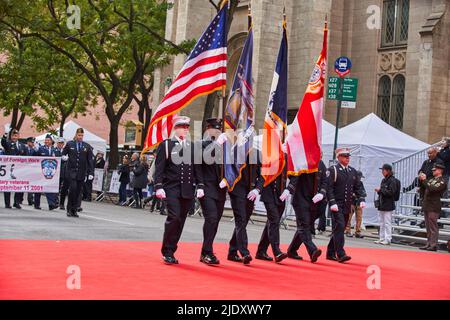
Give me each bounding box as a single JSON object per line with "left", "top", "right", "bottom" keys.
{"left": 334, "top": 56, "right": 352, "bottom": 77}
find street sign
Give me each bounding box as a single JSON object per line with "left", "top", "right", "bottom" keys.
{"left": 341, "top": 78, "right": 358, "bottom": 102}
{"left": 327, "top": 76, "right": 341, "bottom": 100}
{"left": 334, "top": 56, "right": 352, "bottom": 77}
{"left": 341, "top": 101, "right": 356, "bottom": 109}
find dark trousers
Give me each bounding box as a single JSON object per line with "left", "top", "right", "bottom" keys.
{"left": 228, "top": 194, "right": 254, "bottom": 257}
{"left": 161, "top": 197, "right": 194, "bottom": 256}
{"left": 59, "top": 178, "right": 70, "bottom": 207}
{"left": 288, "top": 205, "right": 318, "bottom": 256}
{"left": 257, "top": 202, "right": 285, "bottom": 256}
{"left": 3, "top": 192, "right": 22, "bottom": 207}
{"left": 133, "top": 188, "right": 143, "bottom": 207}
{"left": 34, "top": 193, "right": 58, "bottom": 208}
{"left": 118, "top": 182, "right": 128, "bottom": 203}
{"left": 27, "top": 193, "right": 34, "bottom": 205}
{"left": 83, "top": 180, "right": 92, "bottom": 201}
{"left": 67, "top": 179, "right": 83, "bottom": 213}
{"left": 327, "top": 208, "right": 350, "bottom": 258}
{"left": 199, "top": 196, "right": 225, "bottom": 255}
{"left": 315, "top": 201, "right": 327, "bottom": 231}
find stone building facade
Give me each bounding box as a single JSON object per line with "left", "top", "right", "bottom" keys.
{"left": 152, "top": 0, "right": 450, "bottom": 144}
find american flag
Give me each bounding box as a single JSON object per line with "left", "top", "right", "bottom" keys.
{"left": 144, "top": 4, "right": 228, "bottom": 148}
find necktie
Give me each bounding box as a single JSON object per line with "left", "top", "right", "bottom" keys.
{"left": 78, "top": 143, "right": 81, "bottom": 152}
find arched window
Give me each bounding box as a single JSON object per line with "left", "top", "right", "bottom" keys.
{"left": 381, "top": 0, "right": 410, "bottom": 47}
{"left": 391, "top": 74, "right": 405, "bottom": 129}
{"left": 377, "top": 76, "right": 391, "bottom": 123}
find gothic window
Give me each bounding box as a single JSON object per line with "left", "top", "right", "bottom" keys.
{"left": 377, "top": 76, "right": 391, "bottom": 123}
{"left": 377, "top": 75, "right": 405, "bottom": 130}
{"left": 391, "top": 74, "right": 405, "bottom": 129}
{"left": 381, "top": 0, "right": 410, "bottom": 47}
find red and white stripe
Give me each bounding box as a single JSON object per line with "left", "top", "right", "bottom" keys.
{"left": 146, "top": 48, "right": 227, "bottom": 147}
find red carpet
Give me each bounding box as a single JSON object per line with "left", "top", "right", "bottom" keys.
{"left": 0, "top": 240, "right": 449, "bottom": 300}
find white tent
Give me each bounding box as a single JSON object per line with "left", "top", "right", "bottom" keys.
{"left": 321, "top": 113, "right": 429, "bottom": 225}
{"left": 35, "top": 120, "right": 107, "bottom": 155}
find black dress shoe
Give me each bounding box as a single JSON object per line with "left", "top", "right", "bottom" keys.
{"left": 338, "top": 255, "right": 351, "bottom": 263}
{"left": 49, "top": 205, "right": 58, "bottom": 211}
{"left": 72, "top": 211, "right": 79, "bottom": 218}
{"left": 77, "top": 208, "right": 83, "bottom": 212}
{"left": 326, "top": 255, "right": 338, "bottom": 261}
{"left": 34, "top": 206, "right": 42, "bottom": 210}
{"left": 227, "top": 254, "right": 242, "bottom": 263}
{"left": 355, "top": 233, "right": 364, "bottom": 238}
{"left": 310, "top": 249, "right": 322, "bottom": 263}
{"left": 5, "top": 205, "right": 12, "bottom": 209}
{"left": 200, "top": 254, "right": 220, "bottom": 265}
{"left": 13, "top": 203, "right": 22, "bottom": 209}
{"left": 275, "top": 252, "right": 288, "bottom": 263}
{"left": 59, "top": 205, "right": 65, "bottom": 210}
{"left": 426, "top": 247, "right": 437, "bottom": 252}
{"left": 255, "top": 252, "right": 273, "bottom": 261}
{"left": 419, "top": 245, "right": 430, "bottom": 250}
{"left": 163, "top": 256, "right": 178, "bottom": 265}
{"left": 287, "top": 251, "right": 303, "bottom": 260}
{"left": 242, "top": 255, "right": 252, "bottom": 265}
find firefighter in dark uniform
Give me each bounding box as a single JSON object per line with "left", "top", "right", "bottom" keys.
{"left": 61, "top": 128, "right": 94, "bottom": 217}
{"left": 326, "top": 148, "right": 366, "bottom": 263}
{"left": 33, "top": 134, "right": 59, "bottom": 210}
{"left": 224, "top": 146, "right": 264, "bottom": 265}
{"left": 197, "top": 118, "right": 227, "bottom": 265}
{"left": 254, "top": 152, "right": 293, "bottom": 263}
{"left": 1, "top": 129, "right": 27, "bottom": 209}
{"left": 25, "top": 137, "right": 37, "bottom": 206}
{"left": 54, "top": 137, "right": 66, "bottom": 209}
{"left": 155, "top": 116, "right": 204, "bottom": 265}
{"left": 287, "top": 159, "right": 328, "bottom": 261}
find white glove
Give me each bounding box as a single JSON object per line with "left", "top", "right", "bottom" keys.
{"left": 219, "top": 179, "right": 227, "bottom": 189}
{"left": 247, "top": 189, "right": 259, "bottom": 201}
{"left": 88, "top": 175, "right": 94, "bottom": 181}
{"left": 359, "top": 201, "right": 366, "bottom": 209}
{"left": 61, "top": 155, "right": 68, "bottom": 161}
{"left": 196, "top": 189, "right": 205, "bottom": 199}
{"left": 279, "top": 189, "right": 290, "bottom": 202}
{"left": 312, "top": 193, "right": 324, "bottom": 204}
{"left": 330, "top": 204, "right": 339, "bottom": 212}
{"left": 216, "top": 133, "right": 227, "bottom": 145}
{"left": 156, "top": 189, "right": 166, "bottom": 199}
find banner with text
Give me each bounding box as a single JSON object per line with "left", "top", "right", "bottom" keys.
{"left": 0, "top": 155, "right": 61, "bottom": 193}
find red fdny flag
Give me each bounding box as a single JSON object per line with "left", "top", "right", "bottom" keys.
{"left": 144, "top": 3, "right": 228, "bottom": 149}
{"left": 286, "top": 18, "right": 328, "bottom": 176}
{"left": 261, "top": 16, "right": 288, "bottom": 187}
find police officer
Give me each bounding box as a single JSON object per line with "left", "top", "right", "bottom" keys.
{"left": 25, "top": 137, "right": 37, "bottom": 206}
{"left": 287, "top": 158, "right": 328, "bottom": 262}
{"left": 224, "top": 146, "right": 264, "bottom": 265}
{"left": 326, "top": 148, "right": 366, "bottom": 263}
{"left": 197, "top": 118, "right": 227, "bottom": 265}
{"left": 1, "top": 129, "right": 27, "bottom": 209}
{"left": 62, "top": 128, "right": 94, "bottom": 217}
{"left": 155, "top": 116, "right": 203, "bottom": 265}
{"left": 254, "top": 157, "right": 293, "bottom": 263}
{"left": 33, "top": 134, "right": 59, "bottom": 211}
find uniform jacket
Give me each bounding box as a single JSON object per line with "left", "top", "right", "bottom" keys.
{"left": 35, "top": 145, "right": 58, "bottom": 157}
{"left": 327, "top": 163, "right": 366, "bottom": 214}
{"left": 118, "top": 163, "right": 131, "bottom": 184}
{"left": 438, "top": 146, "right": 450, "bottom": 177}
{"left": 228, "top": 151, "right": 265, "bottom": 200}
{"left": 288, "top": 160, "right": 328, "bottom": 208}
{"left": 421, "top": 176, "right": 447, "bottom": 212}
{"left": 154, "top": 137, "right": 203, "bottom": 199}
{"left": 377, "top": 174, "right": 397, "bottom": 211}
{"left": 197, "top": 139, "right": 227, "bottom": 201}
{"left": 1, "top": 135, "right": 27, "bottom": 156}
{"left": 62, "top": 140, "right": 94, "bottom": 181}
{"left": 95, "top": 158, "right": 106, "bottom": 169}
